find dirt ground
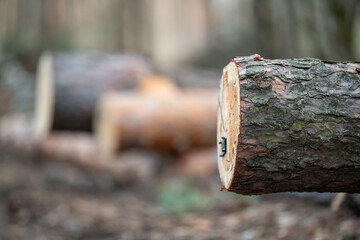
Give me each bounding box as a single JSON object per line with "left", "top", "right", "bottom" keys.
{"left": 0, "top": 152, "right": 359, "bottom": 240}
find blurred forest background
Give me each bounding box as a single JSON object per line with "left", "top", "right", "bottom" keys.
{"left": 0, "top": 0, "right": 359, "bottom": 69}
{"left": 1, "top": 0, "right": 359, "bottom": 115}
{"left": 0, "top": 1, "right": 360, "bottom": 239}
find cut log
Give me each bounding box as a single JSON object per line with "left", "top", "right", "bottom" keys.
{"left": 35, "top": 52, "right": 153, "bottom": 136}
{"left": 218, "top": 54, "right": 360, "bottom": 195}
{"left": 38, "top": 134, "right": 158, "bottom": 183}
{"left": 95, "top": 89, "right": 218, "bottom": 153}
{"left": 1, "top": 114, "right": 159, "bottom": 184}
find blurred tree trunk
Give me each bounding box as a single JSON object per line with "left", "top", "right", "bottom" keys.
{"left": 327, "top": 0, "right": 359, "bottom": 59}
{"left": 254, "top": 0, "right": 275, "bottom": 57}
{"left": 0, "top": 0, "right": 359, "bottom": 66}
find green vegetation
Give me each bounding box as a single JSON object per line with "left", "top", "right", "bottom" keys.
{"left": 157, "top": 180, "right": 214, "bottom": 215}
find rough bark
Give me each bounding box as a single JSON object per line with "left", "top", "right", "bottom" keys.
{"left": 218, "top": 54, "right": 360, "bottom": 195}
{"left": 0, "top": 114, "right": 158, "bottom": 183}
{"left": 35, "top": 52, "right": 153, "bottom": 136}
{"left": 95, "top": 89, "right": 218, "bottom": 153}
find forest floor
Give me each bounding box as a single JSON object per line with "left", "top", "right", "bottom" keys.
{"left": 0, "top": 153, "right": 359, "bottom": 240}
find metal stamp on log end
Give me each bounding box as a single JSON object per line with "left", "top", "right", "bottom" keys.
{"left": 219, "top": 137, "right": 227, "bottom": 157}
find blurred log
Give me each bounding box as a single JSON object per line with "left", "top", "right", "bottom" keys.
{"left": 175, "top": 148, "right": 217, "bottom": 177}
{"left": 138, "top": 74, "right": 179, "bottom": 97}
{"left": 35, "top": 52, "right": 153, "bottom": 136}
{"left": 95, "top": 88, "right": 218, "bottom": 153}
{"left": 39, "top": 134, "right": 158, "bottom": 183}
{"left": 0, "top": 114, "right": 158, "bottom": 183}
{"left": 218, "top": 54, "right": 360, "bottom": 195}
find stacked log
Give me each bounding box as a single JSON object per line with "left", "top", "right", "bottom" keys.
{"left": 217, "top": 54, "right": 360, "bottom": 195}
{"left": 34, "top": 52, "right": 153, "bottom": 136}
{"left": 11, "top": 52, "right": 221, "bottom": 184}
{"left": 0, "top": 114, "right": 158, "bottom": 183}
{"left": 39, "top": 134, "right": 158, "bottom": 183}
{"left": 27, "top": 52, "right": 220, "bottom": 183}
{"left": 94, "top": 86, "right": 218, "bottom": 154}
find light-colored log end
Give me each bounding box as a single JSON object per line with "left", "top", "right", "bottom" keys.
{"left": 217, "top": 61, "right": 240, "bottom": 190}
{"left": 94, "top": 93, "right": 121, "bottom": 155}
{"left": 35, "top": 52, "right": 54, "bottom": 138}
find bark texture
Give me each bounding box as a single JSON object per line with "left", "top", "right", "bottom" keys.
{"left": 218, "top": 54, "right": 360, "bottom": 195}
{"left": 35, "top": 52, "right": 153, "bottom": 135}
